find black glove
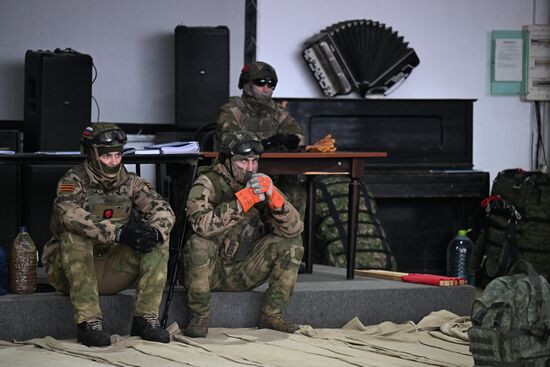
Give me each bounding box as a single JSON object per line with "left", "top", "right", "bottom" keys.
{"left": 115, "top": 223, "right": 161, "bottom": 253}
{"left": 261, "top": 133, "right": 300, "bottom": 150}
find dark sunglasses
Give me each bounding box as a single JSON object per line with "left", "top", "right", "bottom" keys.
{"left": 253, "top": 78, "right": 277, "bottom": 88}
{"left": 231, "top": 139, "right": 264, "bottom": 156}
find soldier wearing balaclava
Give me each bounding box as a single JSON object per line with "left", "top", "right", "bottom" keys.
{"left": 41, "top": 123, "right": 175, "bottom": 347}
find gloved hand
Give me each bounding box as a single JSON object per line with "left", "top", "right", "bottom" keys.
{"left": 115, "top": 222, "right": 161, "bottom": 253}
{"left": 305, "top": 134, "right": 336, "bottom": 152}
{"left": 235, "top": 187, "right": 264, "bottom": 212}
{"left": 261, "top": 133, "right": 300, "bottom": 150}
{"left": 249, "top": 173, "right": 285, "bottom": 210}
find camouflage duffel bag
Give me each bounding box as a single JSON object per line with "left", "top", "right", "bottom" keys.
{"left": 469, "top": 260, "right": 550, "bottom": 366}
{"left": 314, "top": 176, "right": 396, "bottom": 270}
{"left": 470, "top": 169, "right": 550, "bottom": 287}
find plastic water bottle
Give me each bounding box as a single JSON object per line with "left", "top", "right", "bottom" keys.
{"left": 0, "top": 245, "right": 7, "bottom": 295}
{"left": 9, "top": 226, "right": 37, "bottom": 294}
{"left": 446, "top": 229, "right": 475, "bottom": 286}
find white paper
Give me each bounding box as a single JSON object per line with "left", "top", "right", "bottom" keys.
{"left": 161, "top": 141, "right": 200, "bottom": 154}
{"left": 494, "top": 38, "right": 523, "bottom": 82}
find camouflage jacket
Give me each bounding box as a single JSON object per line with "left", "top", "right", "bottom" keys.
{"left": 215, "top": 94, "right": 304, "bottom": 149}
{"left": 49, "top": 164, "right": 175, "bottom": 245}
{"left": 186, "top": 163, "right": 303, "bottom": 248}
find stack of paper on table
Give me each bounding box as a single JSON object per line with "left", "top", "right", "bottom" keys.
{"left": 135, "top": 141, "right": 200, "bottom": 154}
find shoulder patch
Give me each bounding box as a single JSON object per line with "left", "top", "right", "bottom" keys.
{"left": 58, "top": 183, "right": 76, "bottom": 194}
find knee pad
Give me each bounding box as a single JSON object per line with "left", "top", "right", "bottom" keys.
{"left": 272, "top": 235, "right": 303, "bottom": 263}
{"left": 288, "top": 237, "right": 304, "bottom": 263}
{"left": 186, "top": 236, "right": 215, "bottom": 267}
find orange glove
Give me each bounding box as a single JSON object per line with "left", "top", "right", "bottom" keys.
{"left": 250, "top": 174, "right": 284, "bottom": 210}
{"left": 267, "top": 187, "right": 284, "bottom": 210}
{"left": 235, "top": 187, "right": 262, "bottom": 212}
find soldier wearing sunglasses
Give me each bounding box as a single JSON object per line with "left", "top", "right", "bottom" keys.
{"left": 182, "top": 131, "right": 304, "bottom": 338}
{"left": 41, "top": 123, "right": 175, "bottom": 347}
{"left": 216, "top": 61, "right": 307, "bottom": 218}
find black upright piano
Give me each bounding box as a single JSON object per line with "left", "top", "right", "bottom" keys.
{"left": 279, "top": 98, "right": 490, "bottom": 275}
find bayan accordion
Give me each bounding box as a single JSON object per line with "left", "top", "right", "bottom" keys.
{"left": 303, "top": 19, "right": 420, "bottom": 97}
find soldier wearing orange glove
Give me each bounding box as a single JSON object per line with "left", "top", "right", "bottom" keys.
{"left": 182, "top": 131, "right": 304, "bottom": 338}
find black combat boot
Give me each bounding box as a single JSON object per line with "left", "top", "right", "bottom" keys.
{"left": 258, "top": 312, "right": 299, "bottom": 333}
{"left": 131, "top": 314, "right": 170, "bottom": 343}
{"left": 183, "top": 314, "right": 208, "bottom": 338}
{"left": 77, "top": 318, "right": 111, "bottom": 347}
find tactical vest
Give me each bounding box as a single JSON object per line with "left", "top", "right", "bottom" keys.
{"left": 229, "top": 97, "right": 279, "bottom": 140}
{"left": 314, "top": 176, "right": 397, "bottom": 270}
{"left": 201, "top": 167, "right": 265, "bottom": 260}
{"left": 43, "top": 166, "right": 133, "bottom": 265}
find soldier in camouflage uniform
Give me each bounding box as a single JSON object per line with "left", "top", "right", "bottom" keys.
{"left": 183, "top": 131, "right": 304, "bottom": 338}
{"left": 41, "top": 123, "right": 175, "bottom": 347}
{"left": 216, "top": 61, "right": 307, "bottom": 218}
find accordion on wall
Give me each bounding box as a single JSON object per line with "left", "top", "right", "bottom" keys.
{"left": 303, "top": 19, "right": 420, "bottom": 97}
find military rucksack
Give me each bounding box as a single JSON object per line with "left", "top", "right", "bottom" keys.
{"left": 314, "top": 176, "right": 396, "bottom": 270}
{"left": 470, "top": 169, "right": 550, "bottom": 287}
{"left": 468, "top": 260, "right": 550, "bottom": 366}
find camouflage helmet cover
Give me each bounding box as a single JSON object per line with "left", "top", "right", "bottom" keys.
{"left": 80, "top": 122, "right": 127, "bottom": 149}
{"left": 238, "top": 61, "right": 278, "bottom": 89}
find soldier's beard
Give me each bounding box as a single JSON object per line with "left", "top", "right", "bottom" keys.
{"left": 228, "top": 160, "right": 256, "bottom": 185}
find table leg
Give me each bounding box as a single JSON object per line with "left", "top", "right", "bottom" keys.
{"left": 347, "top": 178, "right": 360, "bottom": 279}
{"left": 304, "top": 176, "right": 315, "bottom": 273}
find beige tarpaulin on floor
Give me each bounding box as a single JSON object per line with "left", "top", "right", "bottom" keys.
{"left": 0, "top": 310, "right": 473, "bottom": 367}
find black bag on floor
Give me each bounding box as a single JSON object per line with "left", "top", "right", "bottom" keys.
{"left": 470, "top": 169, "right": 550, "bottom": 287}
{"left": 469, "top": 260, "right": 550, "bottom": 366}
{"left": 314, "top": 176, "right": 396, "bottom": 270}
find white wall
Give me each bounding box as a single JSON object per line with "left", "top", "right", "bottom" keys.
{"left": 0, "top": 0, "right": 245, "bottom": 124}
{"left": 257, "top": 0, "right": 548, "bottom": 181}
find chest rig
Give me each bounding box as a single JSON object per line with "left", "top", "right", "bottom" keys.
{"left": 235, "top": 97, "right": 278, "bottom": 140}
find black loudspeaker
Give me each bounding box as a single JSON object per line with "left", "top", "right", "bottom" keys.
{"left": 175, "top": 26, "right": 229, "bottom": 130}
{"left": 0, "top": 130, "right": 20, "bottom": 257}
{"left": 23, "top": 49, "right": 92, "bottom": 152}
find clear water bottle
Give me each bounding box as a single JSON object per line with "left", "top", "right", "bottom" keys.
{"left": 446, "top": 229, "right": 475, "bottom": 286}
{"left": 0, "top": 245, "right": 7, "bottom": 295}
{"left": 9, "top": 226, "right": 37, "bottom": 294}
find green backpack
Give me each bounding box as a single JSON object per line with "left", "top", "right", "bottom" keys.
{"left": 314, "top": 176, "right": 397, "bottom": 270}
{"left": 468, "top": 260, "right": 550, "bottom": 366}
{"left": 470, "top": 169, "right": 550, "bottom": 287}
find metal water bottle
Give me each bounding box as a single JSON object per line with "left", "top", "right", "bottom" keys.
{"left": 9, "top": 226, "right": 37, "bottom": 294}
{"left": 0, "top": 245, "right": 7, "bottom": 295}
{"left": 446, "top": 229, "right": 475, "bottom": 286}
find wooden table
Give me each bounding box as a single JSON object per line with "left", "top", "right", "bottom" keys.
{"left": 203, "top": 151, "right": 387, "bottom": 279}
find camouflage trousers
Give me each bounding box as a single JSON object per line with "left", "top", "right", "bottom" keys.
{"left": 183, "top": 232, "right": 303, "bottom": 316}
{"left": 46, "top": 231, "right": 169, "bottom": 324}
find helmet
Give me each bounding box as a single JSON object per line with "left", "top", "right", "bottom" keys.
{"left": 80, "top": 123, "right": 127, "bottom": 179}
{"left": 80, "top": 122, "right": 127, "bottom": 150}
{"left": 238, "top": 61, "right": 278, "bottom": 89}
{"left": 219, "top": 131, "right": 263, "bottom": 163}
